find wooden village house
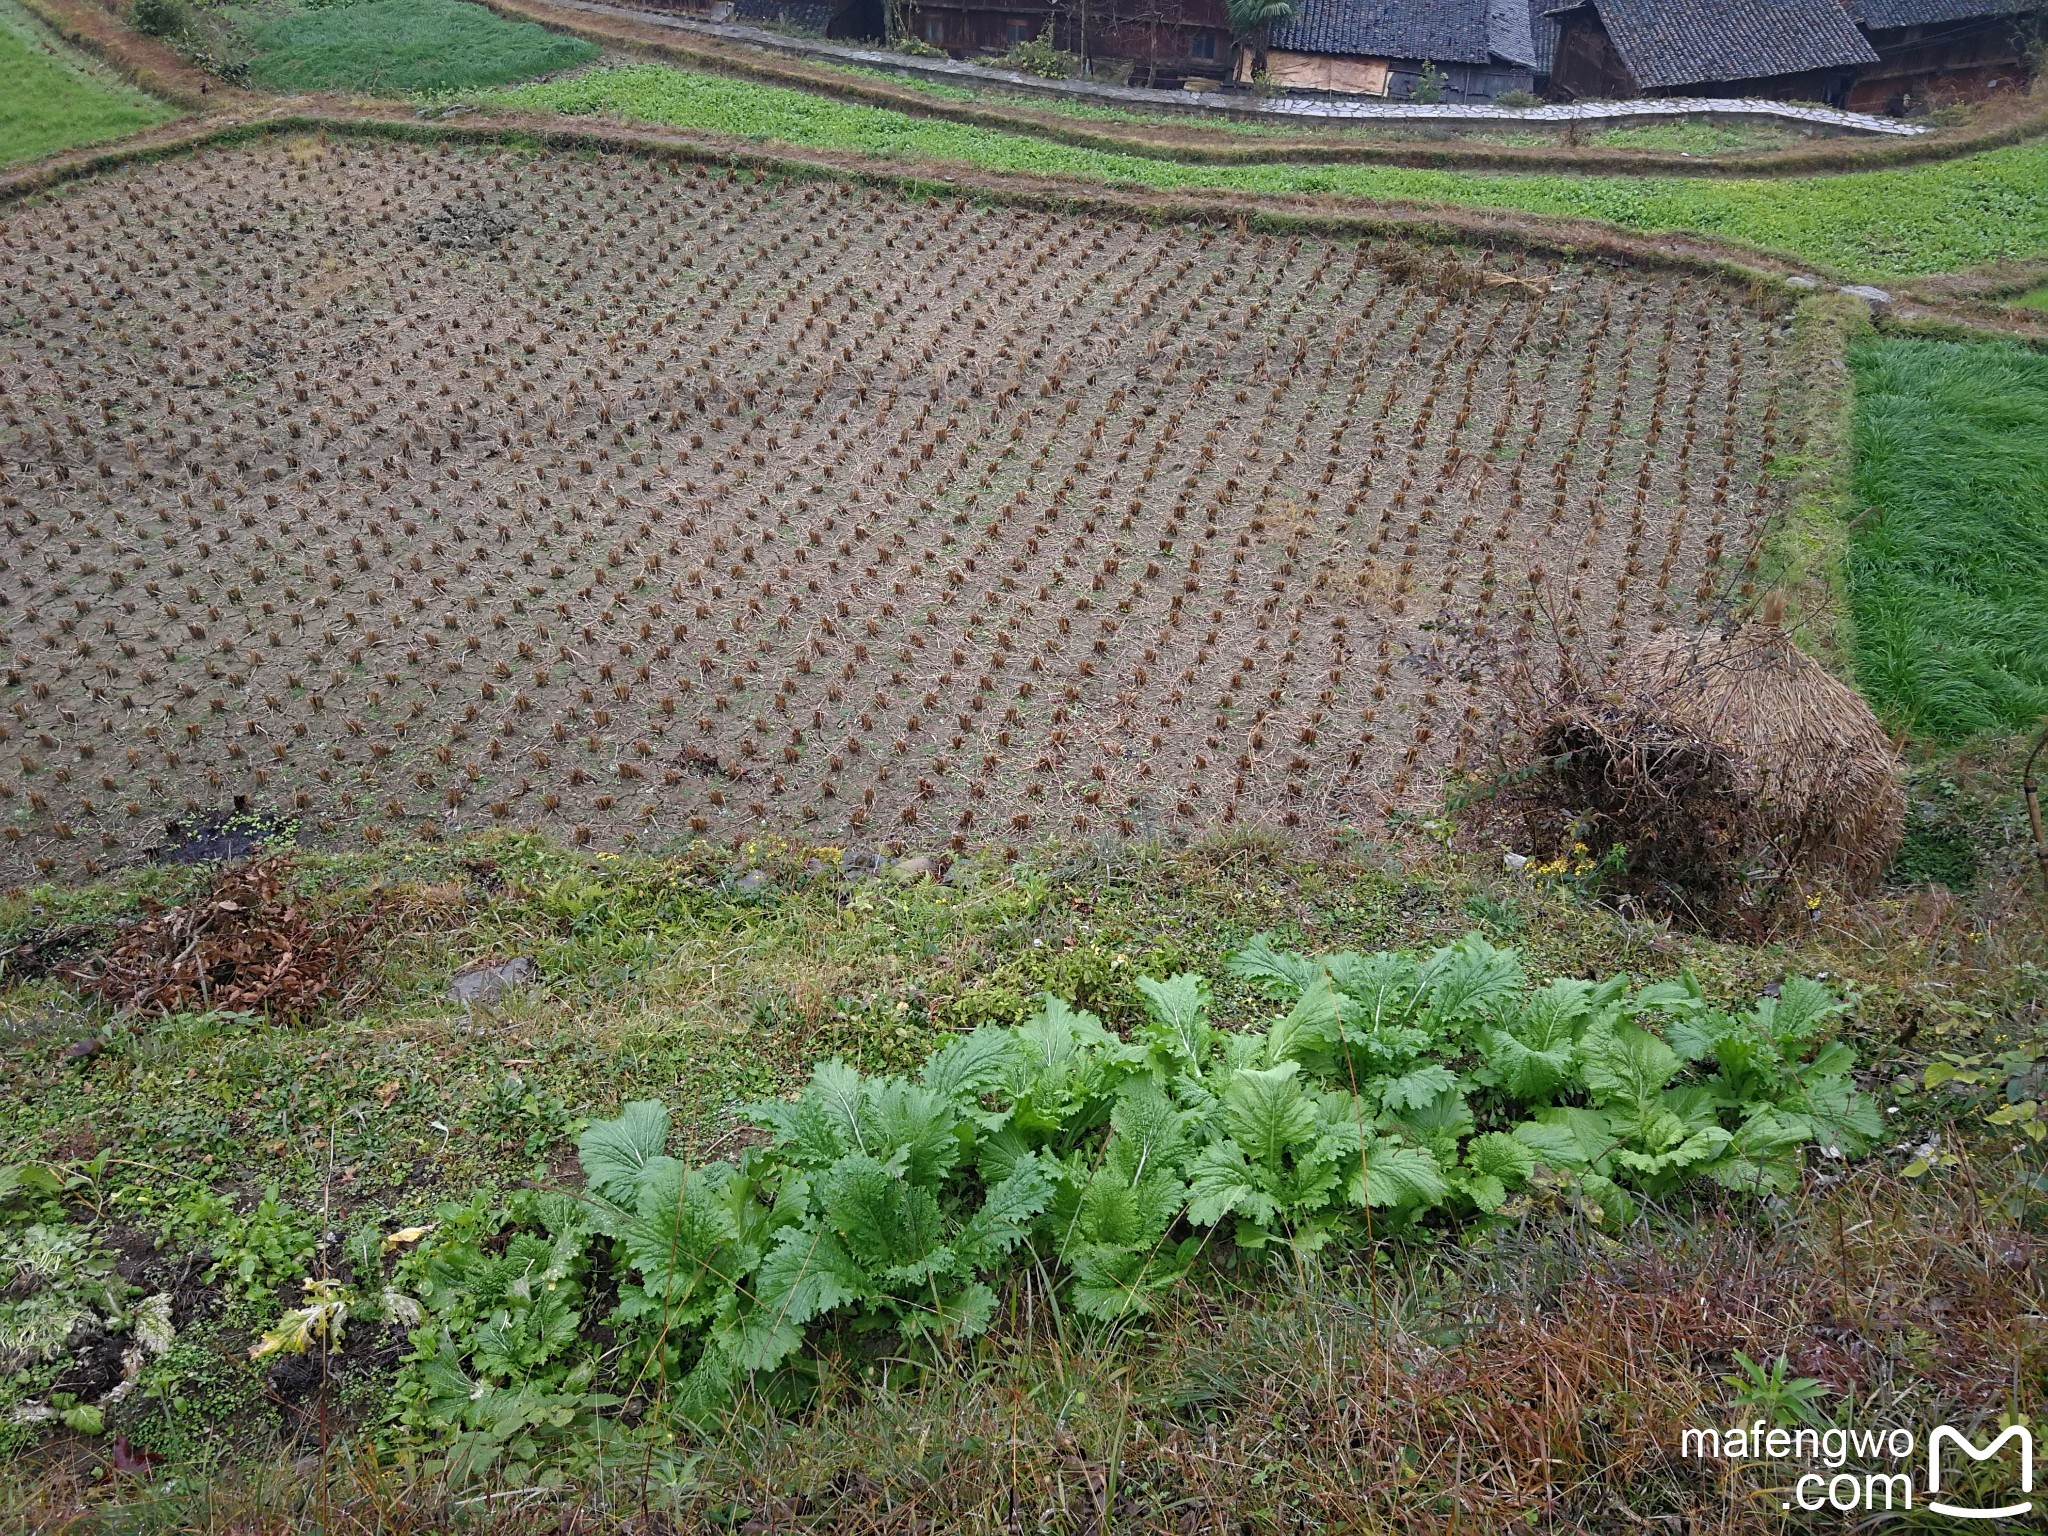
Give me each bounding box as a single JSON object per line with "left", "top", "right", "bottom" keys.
{"left": 1253, "top": 0, "right": 1540, "bottom": 99}
{"left": 1544, "top": 0, "right": 2043, "bottom": 106}
{"left": 724, "top": 0, "right": 2041, "bottom": 104}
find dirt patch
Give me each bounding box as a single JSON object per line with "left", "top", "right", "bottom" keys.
{"left": 0, "top": 137, "right": 1788, "bottom": 876}
{"left": 413, "top": 197, "right": 521, "bottom": 249}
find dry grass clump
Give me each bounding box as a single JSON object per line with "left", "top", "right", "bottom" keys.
{"left": 1511, "top": 608, "right": 1905, "bottom": 923}
{"left": 76, "top": 856, "right": 366, "bottom": 1020}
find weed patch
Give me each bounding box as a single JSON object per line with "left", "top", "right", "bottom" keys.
{"left": 1, "top": 834, "right": 2042, "bottom": 1522}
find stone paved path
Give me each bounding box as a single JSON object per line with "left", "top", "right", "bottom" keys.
{"left": 545, "top": 0, "right": 1930, "bottom": 137}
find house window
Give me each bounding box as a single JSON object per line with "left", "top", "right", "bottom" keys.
{"left": 1189, "top": 30, "right": 1214, "bottom": 59}
{"left": 1006, "top": 17, "right": 1030, "bottom": 45}
{"left": 921, "top": 13, "right": 945, "bottom": 42}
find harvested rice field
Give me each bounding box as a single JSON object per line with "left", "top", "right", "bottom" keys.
{"left": 0, "top": 137, "right": 1789, "bottom": 881}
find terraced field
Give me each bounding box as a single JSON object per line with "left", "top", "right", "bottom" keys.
{"left": 0, "top": 137, "right": 1788, "bottom": 880}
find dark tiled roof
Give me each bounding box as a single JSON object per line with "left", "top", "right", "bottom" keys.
{"left": 1489, "top": 0, "right": 1537, "bottom": 63}
{"left": 1587, "top": 0, "right": 1876, "bottom": 87}
{"left": 1528, "top": 0, "right": 1558, "bottom": 69}
{"left": 1843, "top": 0, "right": 2041, "bottom": 27}
{"left": 1272, "top": 0, "right": 1535, "bottom": 64}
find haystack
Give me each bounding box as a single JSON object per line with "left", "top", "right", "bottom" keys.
{"left": 1533, "top": 620, "right": 1904, "bottom": 909}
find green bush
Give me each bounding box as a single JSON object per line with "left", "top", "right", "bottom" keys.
{"left": 130, "top": 0, "right": 187, "bottom": 37}
{"left": 1493, "top": 88, "right": 1541, "bottom": 110}
{"left": 996, "top": 24, "right": 1078, "bottom": 80}
{"left": 371, "top": 933, "right": 1879, "bottom": 1448}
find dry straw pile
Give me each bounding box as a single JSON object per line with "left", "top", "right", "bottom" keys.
{"left": 1526, "top": 608, "right": 1904, "bottom": 919}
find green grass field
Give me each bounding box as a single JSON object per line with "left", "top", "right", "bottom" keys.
{"left": 1848, "top": 337, "right": 2048, "bottom": 741}
{"left": 240, "top": 0, "right": 594, "bottom": 94}
{"left": 479, "top": 63, "right": 2048, "bottom": 280}
{"left": 0, "top": 0, "right": 173, "bottom": 168}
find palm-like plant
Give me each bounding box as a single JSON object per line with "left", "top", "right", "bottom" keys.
{"left": 1226, "top": 0, "right": 1295, "bottom": 83}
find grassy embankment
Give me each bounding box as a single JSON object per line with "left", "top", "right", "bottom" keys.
{"left": 0, "top": 0, "right": 173, "bottom": 167}
{"left": 476, "top": 63, "right": 2048, "bottom": 280}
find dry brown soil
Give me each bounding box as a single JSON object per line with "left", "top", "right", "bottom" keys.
{"left": 0, "top": 136, "right": 1789, "bottom": 881}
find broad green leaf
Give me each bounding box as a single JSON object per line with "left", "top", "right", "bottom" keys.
{"left": 865, "top": 1079, "right": 968, "bottom": 1187}
{"left": 745, "top": 1060, "right": 871, "bottom": 1167}
{"left": 920, "top": 1025, "right": 1018, "bottom": 1106}
{"left": 1135, "top": 973, "right": 1212, "bottom": 1065}
{"left": 1326, "top": 951, "right": 1421, "bottom": 1025}
{"left": 1514, "top": 1107, "right": 1619, "bottom": 1171}
{"left": 1464, "top": 1173, "right": 1507, "bottom": 1212}
{"left": 1185, "top": 1142, "right": 1278, "bottom": 1228}
{"left": 1219, "top": 1063, "right": 1318, "bottom": 1171}
{"left": 1465, "top": 1131, "right": 1537, "bottom": 1187}
{"left": 1486, "top": 976, "right": 1601, "bottom": 1100}
{"left": 1265, "top": 973, "right": 1342, "bottom": 1067}
{"left": 1385, "top": 1085, "right": 1474, "bottom": 1157}
{"left": 577, "top": 1101, "right": 670, "bottom": 1205}
{"left": 1380, "top": 1064, "right": 1460, "bottom": 1113}
{"left": 726, "top": 1224, "right": 865, "bottom": 1372}
{"left": 623, "top": 1158, "right": 753, "bottom": 1324}
{"left": 1580, "top": 1021, "right": 1681, "bottom": 1114}
{"left": 822, "top": 1154, "right": 946, "bottom": 1273}
{"left": 1016, "top": 996, "right": 1117, "bottom": 1071}
{"left": 1755, "top": 976, "right": 1850, "bottom": 1044}
{"left": 957, "top": 1156, "right": 1055, "bottom": 1263}
{"left": 928, "top": 1280, "right": 996, "bottom": 1338}
{"left": 1353, "top": 1139, "right": 1447, "bottom": 1209}
{"left": 1104, "top": 1083, "right": 1192, "bottom": 1185}
{"left": 1416, "top": 934, "right": 1525, "bottom": 1024}
{"left": 1223, "top": 933, "right": 1320, "bottom": 997}
{"left": 1786, "top": 1074, "right": 1884, "bottom": 1156}
{"left": 1068, "top": 1238, "right": 1192, "bottom": 1320}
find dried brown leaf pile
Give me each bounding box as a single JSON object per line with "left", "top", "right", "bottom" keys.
{"left": 77, "top": 858, "right": 367, "bottom": 1022}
